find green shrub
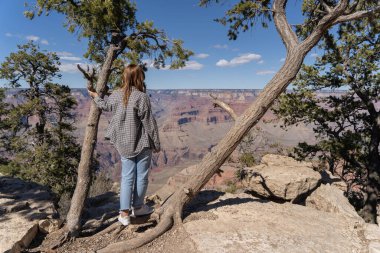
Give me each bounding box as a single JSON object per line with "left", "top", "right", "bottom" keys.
{"left": 239, "top": 153, "right": 255, "bottom": 167}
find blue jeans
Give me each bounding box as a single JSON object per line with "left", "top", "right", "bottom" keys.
{"left": 120, "top": 148, "right": 152, "bottom": 211}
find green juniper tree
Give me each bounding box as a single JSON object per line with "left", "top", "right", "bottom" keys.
{"left": 26, "top": 0, "right": 193, "bottom": 238}
{"left": 0, "top": 42, "right": 80, "bottom": 196}
{"left": 0, "top": 88, "right": 11, "bottom": 166}
{"left": 274, "top": 19, "right": 380, "bottom": 223}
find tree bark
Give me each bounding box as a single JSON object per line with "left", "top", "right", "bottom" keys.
{"left": 65, "top": 44, "right": 118, "bottom": 235}
{"left": 361, "top": 115, "right": 380, "bottom": 224}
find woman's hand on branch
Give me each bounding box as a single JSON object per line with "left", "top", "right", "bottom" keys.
{"left": 87, "top": 89, "right": 98, "bottom": 98}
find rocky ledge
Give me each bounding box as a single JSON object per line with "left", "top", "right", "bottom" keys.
{"left": 0, "top": 176, "right": 61, "bottom": 253}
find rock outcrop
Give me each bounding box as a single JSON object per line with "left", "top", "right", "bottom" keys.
{"left": 242, "top": 154, "right": 321, "bottom": 202}
{"left": 306, "top": 183, "right": 361, "bottom": 219}
{"left": 0, "top": 176, "right": 59, "bottom": 253}
{"left": 183, "top": 192, "right": 370, "bottom": 253}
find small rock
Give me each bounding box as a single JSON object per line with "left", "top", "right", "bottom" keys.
{"left": 11, "top": 224, "right": 38, "bottom": 253}
{"left": 38, "top": 219, "right": 63, "bottom": 234}
{"left": 242, "top": 154, "right": 321, "bottom": 201}
{"left": 306, "top": 184, "right": 361, "bottom": 219}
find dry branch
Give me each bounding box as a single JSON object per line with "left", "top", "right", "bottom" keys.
{"left": 209, "top": 94, "right": 238, "bottom": 121}
{"left": 77, "top": 64, "right": 96, "bottom": 91}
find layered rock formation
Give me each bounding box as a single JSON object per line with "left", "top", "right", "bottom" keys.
{"left": 0, "top": 176, "right": 61, "bottom": 253}
{"left": 69, "top": 89, "right": 319, "bottom": 181}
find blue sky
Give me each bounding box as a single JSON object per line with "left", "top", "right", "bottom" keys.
{"left": 0, "top": 0, "right": 320, "bottom": 89}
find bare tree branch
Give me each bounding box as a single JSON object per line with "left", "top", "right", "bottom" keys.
{"left": 300, "top": 0, "right": 350, "bottom": 53}
{"left": 209, "top": 94, "right": 238, "bottom": 121}
{"left": 272, "top": 0, "right": 299, "bottom": 51}
{"left": 333, "top": 6, "right": 380, "bottom": 24}
{"left": 77, "top": 64, "right": 96, "bottom": 91}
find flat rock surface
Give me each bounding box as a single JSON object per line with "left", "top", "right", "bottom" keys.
{"left": 0, "top": 176, "right": 57, "bottom": 252}
{"left": 184, "top": 192, "right": 367, "bottom": 253}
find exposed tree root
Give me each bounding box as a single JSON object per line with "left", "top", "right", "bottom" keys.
{"left": 51, "top": 230, "right": 77, "bottom": 250}
{"left": 111, "top": 225, "right": 126, "bottom": 237}
{"left": 95, "top": 222, "right": 121, "bottom": 236}
{"left": 81, "top": 213, "right": 118, "bottom": 236}
{"left": 96, "top": 206, "right": 175, "bottom": 253}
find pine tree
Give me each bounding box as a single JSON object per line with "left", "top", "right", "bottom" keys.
{"left": 0, "top": 42, "right": 80, "bottom": 196}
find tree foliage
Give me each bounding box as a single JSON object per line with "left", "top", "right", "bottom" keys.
{"left": 274, "top": 19, "right": 380, "bottom": 223}
{"left": 200, "top": 0, "right": 379, "bottom": 41}
{"left": 0, "top": 42, "right": 80, "bottom": 195}
{"left": 25, "top": 0, "right": 193, "bottom": 77}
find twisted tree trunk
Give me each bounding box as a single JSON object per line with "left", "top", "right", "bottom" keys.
{"left": 64, "top": 44, "right": 118, "bottom": 236}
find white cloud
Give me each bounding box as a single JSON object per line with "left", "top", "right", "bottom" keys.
{"left": 41, "top": 39, "right": 49, "bottom": 45}
{"left": 213, "top": 44, "right": 228, "bottom": 49}
{"left": 26, "top": 35, "right": 40, "bottom": 41}
{"left": 181, "top": 61, "right": 203, "bottom": 70}
{"left": 55, "top": 51, "right": 81, "bottom": 61}
{"left": 194, "top": 53, "right": 209, "bottom": 59}
{"left": 280, "top": 58, "right": 286, "bottom": 62}
{"left": 256, "top": 70, "right": 276, "bottom": 75}
{"left": 59, "top": 63, "right": 80, "bottom": 73}
{"left": 56, "top": 51, "right": 74, "bottom": 57}
{"left": 60, "top": 56, "right": 82, "bottom": 61}
{"left": 216, "top": 53, "right": 262, "bottom": 67}
{"left": 310, "top": 53, "right": 318, "bottom": 58}
{"left": 5, "top": 32, "right": 12, "bottom": 37}
{"left": 142, "top": 59, "right": 203, "bottom": 71}
{"left": 258, "top": 60, "right": 264, "bottom": 64}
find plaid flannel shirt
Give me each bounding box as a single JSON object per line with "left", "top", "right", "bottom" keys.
{"left": 93, "top": 86, "right": 160, "bottom": 158}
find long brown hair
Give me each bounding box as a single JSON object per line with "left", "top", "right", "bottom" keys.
{"left": 122, "top": 64, "right": 146, "bottom": 106}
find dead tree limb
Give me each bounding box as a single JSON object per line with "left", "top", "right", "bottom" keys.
{"left": 96, "top": 1, "right": 380, "bottom": 252}
{"left": 209, "top": 94, "right": 238, "bottom": 121}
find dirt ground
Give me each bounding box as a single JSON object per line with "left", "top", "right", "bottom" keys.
{"left": 25, "top": 191, "right": 225, "bottom": 253}
{"left": 27, "top": 222, "right": 200, "bottom": 253}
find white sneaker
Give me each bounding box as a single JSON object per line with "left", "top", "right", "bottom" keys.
{"left": 131, "top": 204, "right": 154, "bottom": 217}
{"left": 118, "top": 214, "right": 130, "bottom": 226}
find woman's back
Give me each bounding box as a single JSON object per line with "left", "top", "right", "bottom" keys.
{"left": 94, "top": 86, "right": 160, "bottom": 158}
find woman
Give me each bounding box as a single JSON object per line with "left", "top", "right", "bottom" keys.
{"left": 88, "top": 64, "right": 160, "bottom": 226}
